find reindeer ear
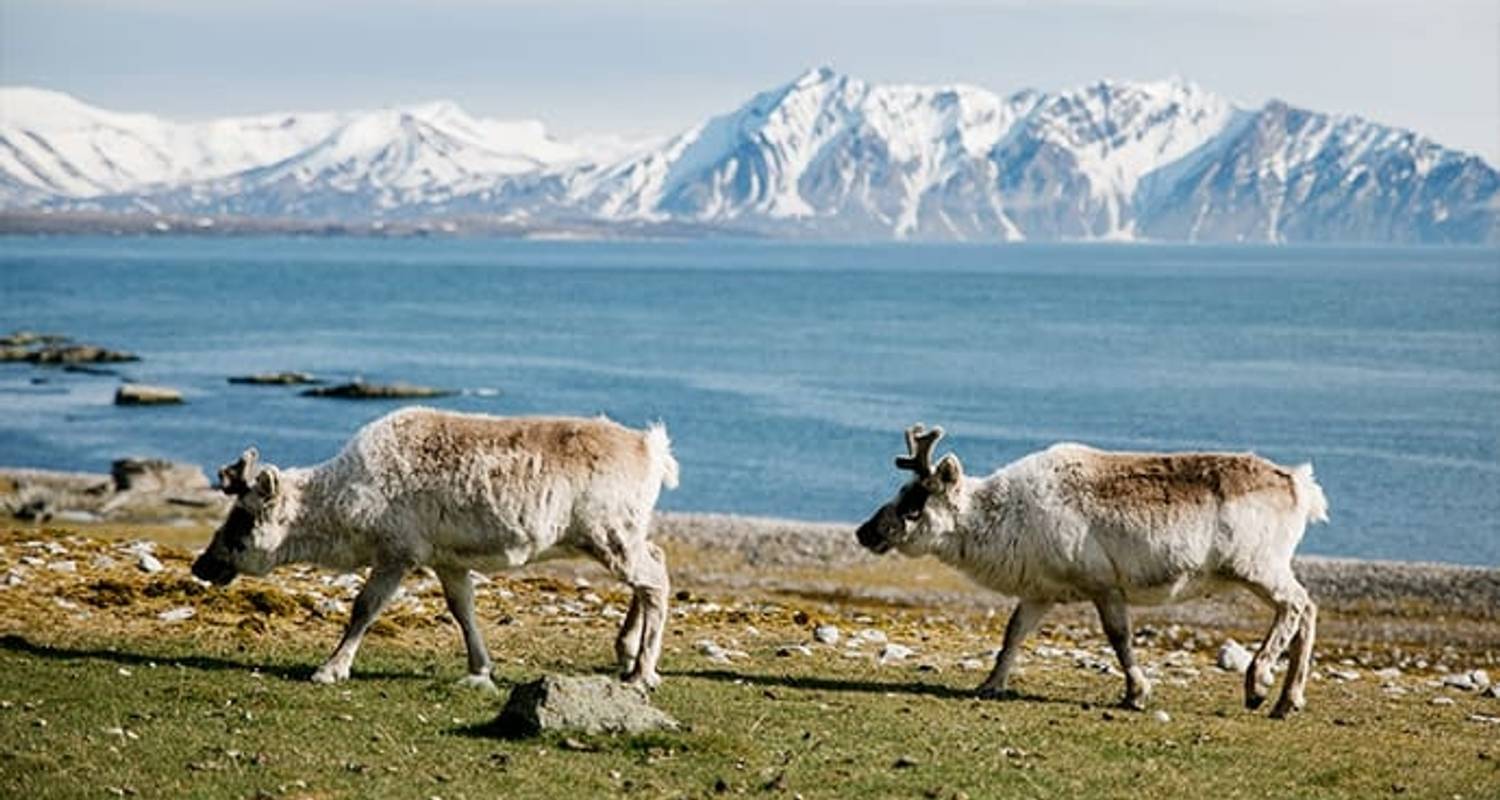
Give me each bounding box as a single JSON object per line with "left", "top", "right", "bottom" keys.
{"left": 217, "top": 447, "right": 260, "bottom": 496}
{"left": 934, "top": 454, "right": 964, "bottom": 487}
{"left": 254, "top": 466, "right": 280, "bottom": 498}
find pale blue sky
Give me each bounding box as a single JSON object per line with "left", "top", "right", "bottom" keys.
{"left": 2, "top": 0, "right": 1496, "bottom": 162}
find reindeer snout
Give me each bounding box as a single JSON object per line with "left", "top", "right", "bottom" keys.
{"left": 856, "top": 516, "right": 889, "bottom": 553}
{"left": 191, "top": 553, "right": 238, "bottom": 586}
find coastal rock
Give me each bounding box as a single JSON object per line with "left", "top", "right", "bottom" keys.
{"left": 492, "top": 675, "right": 678, "bottom": 737}
{"left": 228, "top": 371, "right": 322, "bottom": 386}
{"left": 114, "top": 384, "right": 183, "bottom": 406}
{"left": 301, "top": 381, "right": 454, "bottom": 400}
{"left": 1217, "top": 640, "right": 1253, "bottom": 673}
{"left": 0, "top": 331, "right": 68, "bottom": 348}
{"left": 111, "top": 459, "right": 209, "bottom": 493}
{"left": 28, "top": 344, "right": 139, "bottom": 364}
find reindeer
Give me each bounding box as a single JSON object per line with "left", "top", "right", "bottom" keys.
{"left": 856, "top": 424, "right": 1328, "bottom": 716}
{"left": 192, "top": 407, "right": 679, "bottom": 689}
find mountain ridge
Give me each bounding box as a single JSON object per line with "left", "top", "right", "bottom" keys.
{"left": 2, "top": 72, "right": 1494, "bottom": 244}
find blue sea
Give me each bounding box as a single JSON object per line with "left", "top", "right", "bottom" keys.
{"left": 1, "top": 237, "right": 1496, "bottom": 566}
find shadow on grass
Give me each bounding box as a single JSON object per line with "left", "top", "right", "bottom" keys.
{"left": 0, "top": 632, "right": 426, "bottom": 682}
{"left": 671, "top": 667, "right": 1071, "bottom": 706}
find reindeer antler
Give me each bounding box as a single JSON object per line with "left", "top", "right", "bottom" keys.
{"left": 217, "top": 447, "right": 259, "bottom": 496}
{"left": 895, "top": 424, "right": 944, "bottom": 477}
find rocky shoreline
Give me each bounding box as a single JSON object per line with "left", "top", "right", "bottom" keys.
{"left": 2, "top": 463, "right": 1496, "bottom": 652}
{"left": 652, "top": 513, "right": 1500, "bottom": 617}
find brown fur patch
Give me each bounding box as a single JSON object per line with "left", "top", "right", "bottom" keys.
{"left": 1064, "top": 449, "right": 1295, "bottom": 511}
{"left": 392, "top": 411, "right": 650, "bottom": 482}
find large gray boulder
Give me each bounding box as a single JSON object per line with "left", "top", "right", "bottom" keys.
{"left": 493, "top": 675, "right": 678, "bottom": 737}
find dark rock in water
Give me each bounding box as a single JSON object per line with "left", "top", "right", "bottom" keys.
{"left": 493, "top": 675, "right": 678, "bottom": 737}
{"left": 63, "top": 364, "right": 121, "bottom": 377}
{"left": 302, "top": 381, "right": 453, "bottom": 400}
{"left": 115, "top": 383, "right": 183, "bottom": 405}
{"left": 111, "top": 459, "right": 209, "bottom": 493}
{"left": 228, "top": 371, "right": 322, "bottom": 386}
{"left": 28, "top": 344, "right": 139, "bottom": 364}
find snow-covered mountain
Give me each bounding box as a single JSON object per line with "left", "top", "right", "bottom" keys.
{"left": 2, "top": 73, "right": 1495, "bottom": 243}
{"left": 0, "top": 88, "right": 627, "bottom": 216}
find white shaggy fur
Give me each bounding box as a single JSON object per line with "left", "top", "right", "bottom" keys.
{"left": 192, "top": 407, "right": 679, "bottom": 689}
{"left": 857, "top": 427, "right": 1328, "bottom": 717}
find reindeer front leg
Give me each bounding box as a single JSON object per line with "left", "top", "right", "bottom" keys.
{"left": 313, "top": 563, "right": 408, "bottom": 684}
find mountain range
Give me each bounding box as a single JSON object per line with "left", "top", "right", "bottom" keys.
{"left": 2, "top": 69, "right": 1495, "bottom": 244}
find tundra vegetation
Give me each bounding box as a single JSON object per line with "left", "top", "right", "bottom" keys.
{"left": 1, "top": 521, "right": 1497, "bottom": 799}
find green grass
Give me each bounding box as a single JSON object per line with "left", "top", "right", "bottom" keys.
{"left": 2, "top": 629, "right": 1496, "bottom": 800}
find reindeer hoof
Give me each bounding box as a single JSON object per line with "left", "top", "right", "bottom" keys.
{"left": 457, "top": 674, "right": 499, "bottom": 693}
{"left": 310, "top": 665, "right": 347, "bottom": 685}
{"left": 1268, "top": 698, "right": 1302, "bottom": 719}
{"left": 623, "top": 670, "right": 661, "bottom": 691}
{"left": 976, "top": 684, "right": 1018, "bottom": 701}
{"left": 1244, "top": 693, "right": 1267, "bottom": 711}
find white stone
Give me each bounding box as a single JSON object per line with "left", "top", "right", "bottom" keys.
{"left": 1153, "top": 710, "right": 1172, "bottom": 723}
{"left": 1442, "top": 673, "right": 1479, "bottom": 692}
{"left": 48, "top": 560, "right": 77, "bottom": 573}
{"left": 1470, "top": 669, "right": 1491, "bottom": 689}
{"left": 137, "top": 553, "right": 164, "bottom": 574}
{"left": 1430, "top": 696, "right": 1456, "bottom": 706}
{"left": 1326, "top": 668, "right": 1360, "bottom": 682}
{"left": 1216, "top": 640, "right": 1253, "bottom": 674}
{"left": 853, "top": 628, "right": 888, "bottom": 645}
{"left": 157, "top": 606, "right": 195, "bottom": 622}
{"left": 957, "top": 658, "right": 988, "bottom": 672}
{"left": 878, "top": 643, "right": 914, "bottom": 664}
{"left": 812, "top": 625, "right": 840, "bottom": 646}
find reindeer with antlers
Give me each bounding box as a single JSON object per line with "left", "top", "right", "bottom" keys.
{"left": 856, "top": 425, "right": 1328, "bottom": 717}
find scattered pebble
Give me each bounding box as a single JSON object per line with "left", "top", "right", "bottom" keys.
{"left": 136, "top": 553, "right": 164, "bottom": 574}
{"left": 157, "top": 607, "right": 195, "bottom": 623}
{"left": 694, "top": 640, "right": 746, "bottom": 664}
{"left": 1216, "top": 640, "right": 1253, "bottom": 674}
{"left": 1442, "top": 673, "right": 1481, "bottom": 692}
{"left": 1153, "top": 710, "right": 1172, "bottom": 723}
{"left": 812, "top": 625, "right": 840, "bottom": 646}
{"left": 853, "top": 628, "right": 887, "bottom": 645}
{"left": 1430, "top": 696, "right": 1456, "bottom": 707}
{"left": 47, "top": 560, "right": 77, "bottom": 573}
{"left": 878, "top": 643, "right": 914, "bottom": 664}
{"left": 1326, "top": 668, "right": 1361, "bottom": 683}
{"left": 1468, "top": 714, "right": 1500, "bottom": 726}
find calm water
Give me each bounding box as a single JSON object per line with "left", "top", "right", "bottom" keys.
{"left": 1, "top": 237, "right": 1496, "bottom": 566}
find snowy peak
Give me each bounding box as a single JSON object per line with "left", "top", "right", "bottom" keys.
{"left": 0, "top": 89, "right": 605, "bottom": 209}
{"left": 2, "top": 75, "right": 1494, "bottom": 244}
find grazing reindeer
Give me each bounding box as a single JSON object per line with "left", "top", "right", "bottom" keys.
{"left": 856, "top": 424, "right": 1327, "bottom": 717}
{"left": 192, "top": 407, "right": 679, "bottom": 689}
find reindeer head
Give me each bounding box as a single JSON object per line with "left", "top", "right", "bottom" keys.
{"left": 192, "top": 447, "right": 287, "bottom": 585}
{"left": 855, "top": 424, "right": 966, "bottom": 556}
